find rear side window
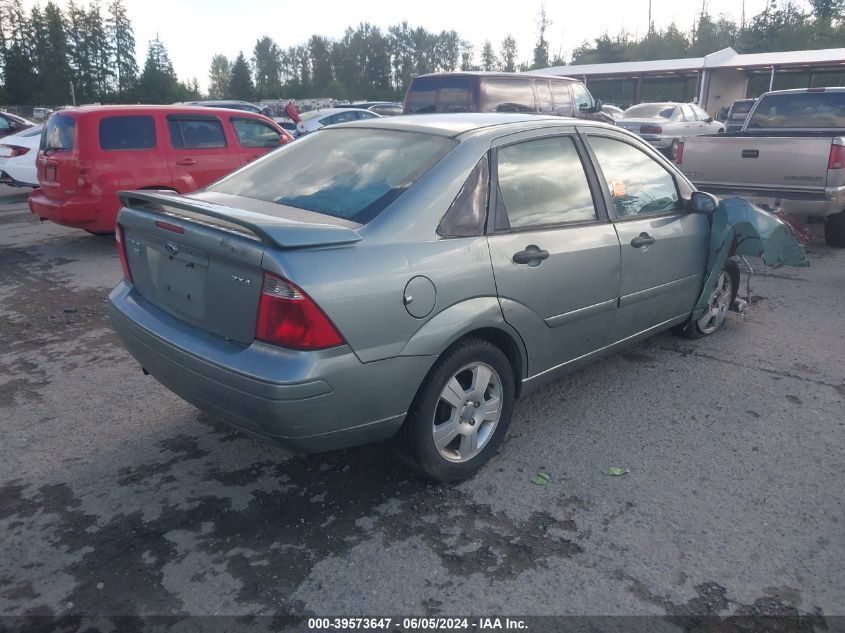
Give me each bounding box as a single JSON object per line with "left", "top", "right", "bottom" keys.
{"left": 551, "top": 82, "right": 573, "bottom": 115}
{"left": 438, "top": 77, "right": 470, "bottom": 112}
{"left": 209, "top": 128, "right": 456, "bottom": 224}
{"left": 99, "top": 116, "right": 155, "bottom": 151}
{"left": 232, "top": 118, "right": 280, "bottom": 148}
{"left": 169, "top": 117, "right": 226, "bottom": 149}
{"left": 747, "top": 92, "right": 845, "bottom": 129}
{"left": 496, "top": 136, "right": 597, "bottom": 229}
{"left": 41, "top": 114, "right": 75, "bottom": 151}
{"left": 535, "top": 81, "right": 554, "bottom": 113}
{"left": 484, "top": 79, "right": 536, "bottom": 113}
{"left": 438, "top": 156, "right": 490, "bottom": 237}
{"left": 681, "top": 105, "right": 696, "bottom": 121}
{"left": 406, "top": 78, "right": 439, "bottom": 114}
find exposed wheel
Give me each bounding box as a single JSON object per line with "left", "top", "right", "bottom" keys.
{"left": 824, "top": 211, "right": 845, "bottom": 247}
{"left": 664, "top": 140, "right": 680, "bottom": 161}
{"left": 674, "top": 260, "right": 739, "bottom": 339}
{"left": 399, "top": 337, "right": 515, "bottom": 482}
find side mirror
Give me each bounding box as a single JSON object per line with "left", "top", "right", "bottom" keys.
{"left": 705, "top": 116, "right": 713, "bottom": 123}
{"left": 593, "top": 99, "right": 603, "bottom": 112}
{"left": 690, "top": 191, "right": 718, "bottom": 213}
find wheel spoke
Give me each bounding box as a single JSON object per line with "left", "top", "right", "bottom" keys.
{"left": 458, "top": 427, "right": 479, "bottom": 460}
{"left": 433, "top": 417, "right": 460, "bottom": 450}
{"left": 471, "top": 364, "right": 493, "bottom": 394}
{"left": 480, "top": 396, "right": 500, "bottom": 422}
{"left": 698, "top": 306, "right": 718, "bottom": 329}
{"left": 440, "top": 377, "right": 466, "bottom": 409}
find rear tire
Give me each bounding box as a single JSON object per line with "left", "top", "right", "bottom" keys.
{"left": 674, "top": 260, "right": 739, "bottom": 339}
{"left": 824, "top": 211, "right": 845, "bottom": 247}
{"left": 398, "top": 338, "right": 515, "bottom": 482}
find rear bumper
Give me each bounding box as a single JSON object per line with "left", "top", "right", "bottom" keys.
{"left": 108, "top": 282, "right": 434, "bottom": 452}
{"left": 694, "top": 184, "right": 845, "bottom": 218}
{"left": 28, "top": 188, "right": 117, "bottom": 232}
{"left": 640, "top": 135, "right": 674, "bottom": 150}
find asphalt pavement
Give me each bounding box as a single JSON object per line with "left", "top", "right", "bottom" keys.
{"left": 1, "top": 184, "right": 843, "bottom": 626}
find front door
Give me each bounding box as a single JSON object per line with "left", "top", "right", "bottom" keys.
{"left": 486, "top": 131, "right": 621, "bottom": 377}
{"left": 582, "top": 131, "right": 710, "bottom": 343}
{"left": 166, "top": 114, "right": 239, "bottom": 192}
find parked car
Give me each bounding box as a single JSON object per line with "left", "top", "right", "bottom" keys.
{"left": 601, "top": 104, "right": 625, "bottom": 119}
{"left": 677, "top": 87, "right": 845, "bottom": 246}
{"left": 336, "top": 101, "right": 404, "bottom": 116}
{"left": 295, "top": 107, "right": 380, "bottom": 136}
{"left": 32, "top": 107, "right": 54, "bottom": 121}
{"left": 108, "top": 113, "right": 804, "bottom": 482}
{"left": 0, "top": 124, "right": 43, "bottom": 187}
{"left": 403, "top": 71, "right": 613, "bottom": 123}
{"left": 274, "top": 117, "right": 298, "bottom": 135}
{"left": 616, "top": 102, "right": 725, "bottom": 159}
{"left": 178, "top": 100, "right": 267, "bottom": 115}
{"left": 29, "top": 105, "right": 291, "bottom": 234}
{"left": 725, "top": 98, "right": 756, "bottom": 132}
{"left": 0, "top": 111, "right": 34, "bottom": 138}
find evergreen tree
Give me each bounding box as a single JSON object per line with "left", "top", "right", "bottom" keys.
{"left": 86, "top": 1, "right": 114, "bottom": 99}
{"left": 108, "top": 0, "right": 137, "bottom": 98}
{"left": 253, "top": 36, "right": 282, "bottom": 98}
{"left": 500, "top": 35, "right": 517, "bottom": 72}
{"left": 229, "top": 51, "right": 254, "bottom": 100}
{"left": 480, "top": 40, "right": 498, "bottom": 71}
{"left": 207, "top": 53, "right": 231, "bottom": 98}
{"left": 531, "top": 3, "right": 550, "bottom": 69}
{"left": 137, "top": 35, "right": 180, "bottom": 103}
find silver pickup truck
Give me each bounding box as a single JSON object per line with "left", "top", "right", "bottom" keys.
{"left": 677, "top": 87, "right": 845, "bottom": 247}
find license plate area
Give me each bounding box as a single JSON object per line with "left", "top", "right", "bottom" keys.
{"left": 144, "top": 239, "right": 208, "bottom": 320}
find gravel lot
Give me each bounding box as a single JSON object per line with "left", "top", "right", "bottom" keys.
{"left": 1, "top": 183, "right": 843, "bottom": 624}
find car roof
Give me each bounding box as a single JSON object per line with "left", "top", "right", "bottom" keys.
{"left": 412, "top": 71, "right": 579, "bottom": 82}
{"left": 338, "top": 112, "right": 614, "bottom": 138}
{"left": 48, "top": 104, "right": 269, "bottom": 118}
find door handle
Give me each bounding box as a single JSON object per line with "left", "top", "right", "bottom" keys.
{"left": 512, "top": 248, "right": 550, "bottom": 265}
{"left": 176, "top": 158, "right": 197, "bottom": 166}
{"left": 630, "top": 232, "right": 655, "bottom": 248}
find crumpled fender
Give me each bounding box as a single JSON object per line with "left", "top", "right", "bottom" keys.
{"left": 692, "top": 196, "right": 809, "bottom": 320}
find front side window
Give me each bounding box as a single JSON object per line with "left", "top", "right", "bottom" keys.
{"left": 571, "top": 83, "right": 593, "bottom": 111}
{"left": 693, "top": 105, "right": 711, "bottom": 120}
{"left": 496, "top": 136, "right": 597, "bottom": 229}
{"left": 484, "top": 79, "right": 535, "bottom": 113}
{"left": 99, "top": 115, "right": 155, "bottom": 151}
{"left": 169, "top": 117, "right": 226, "bottom": 149}
{"left": 209, "top": 128, "right": 457, "bottom": 224}
{"left": 232, "top": 118, "right": 280, "bottom": 148}
{"left": 588, "top": 136, "right": 681, "bottom": 218}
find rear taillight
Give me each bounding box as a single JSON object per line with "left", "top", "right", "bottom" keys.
{"left": 115, "top": 224, "right": 133, "bottom": 282}
{"left": 828, "top": 143, "right": 845, "bottom": 170}
{"left": 256, "top": 273, "right": 344, "bottom": 350}
{"left": 675, "top": 140, "right": 684, "bottom": 165}
{"left": 640, "top": 125, "right": 663, "bottom": 134}
{"left": 3, "top": 145, "right": 29, "bottom": 157}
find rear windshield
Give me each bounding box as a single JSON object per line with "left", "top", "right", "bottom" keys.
{"left": 730, "top": 101, "right": 754, "bottom": 116}
{"left": 405, "top": 77, "right": 472, "bottom": 114}
{"left": 747, "top": 92, "right": 845, "bottom": 129}
{"left": 622, "top": 104, "right": 677, "bottom": 119}
{"left": 208, "top": 128, "right": 457, "bottom": 224}
{"left": 40, "top": 114, "right": 75, "bottom": 151}
{"left": 99, "top": 115, "right": 156, "bottom": 150}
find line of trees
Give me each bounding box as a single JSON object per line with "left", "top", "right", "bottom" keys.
{"left": 206, "top": 26, "right": 538, "bottom": 102}
{"left": 570, "top": 0, "right": 845, "bottom": 64}
{"left": 0, "top": 0, "right": 199, "bottom": 105}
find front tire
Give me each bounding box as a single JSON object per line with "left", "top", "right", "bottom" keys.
{"left": 399, "top": 338, "right": 515, "bottom": 482}
{"left": 824, "top": 211, "right": 845, "bottom": 247}
{"left": 675, "top": 260, "right": 739, "bottom": 339}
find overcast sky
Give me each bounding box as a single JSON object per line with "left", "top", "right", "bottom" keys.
{"left": 28, "top": 0, "right": 776, "bottom": 92}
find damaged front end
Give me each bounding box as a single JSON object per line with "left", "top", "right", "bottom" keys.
{"left": 690, "top": 196, "right": 809, "bottom": 324}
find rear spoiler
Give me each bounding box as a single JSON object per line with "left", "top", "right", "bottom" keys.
{"left": 117, "top": 190, "right": 362, "bottom": 249}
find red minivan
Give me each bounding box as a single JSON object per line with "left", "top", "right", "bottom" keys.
{"left": 29, "top": 105, "right": 292, "bottom": 234}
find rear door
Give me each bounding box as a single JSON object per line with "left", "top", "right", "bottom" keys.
{"left": 681, "top": 105, "right": 699, "bottom": 135}
{"left": 582, "top": 130, "right": 709, "bottom": 342}
{"left": 229, "top": 116, "right": 282, "bottom": 164}
{"left": 166, "top": 114, "right": 239, "bottom": 191}
{"left": 486, "top": 129, "right": 621, "bottom": 376}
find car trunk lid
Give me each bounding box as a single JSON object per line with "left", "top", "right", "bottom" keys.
{"left": 117, "top": 190, "right": 361, "bottom": 346}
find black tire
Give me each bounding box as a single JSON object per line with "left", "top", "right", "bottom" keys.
{"left": 664, "top": 140, "right": 679, "bottom": 161}
{"left": 398, "top": 337, "right": 515, "bottom": 483}
{"left": 824, "top": 211, "right": 845, "bottom": 248}
{"left": 674, "top": 259, "right": 740, "bottom": 339}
